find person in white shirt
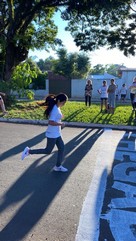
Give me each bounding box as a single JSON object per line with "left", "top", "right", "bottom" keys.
{"left": 129, "top": 76, "right": 136, "bottom": 111}
{"left": 21, "top": 93, "right": 68, "bottom": 172}
{"left": 97, "top": 80, "right": 108, "bottom": 112}
{"left": 120, "top": 83, "right": 127, "bottom": 103}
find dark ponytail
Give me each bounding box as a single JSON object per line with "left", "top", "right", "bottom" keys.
{"left": 44, "top": 94, "right": 56, "bottom": 118}
{"left": 44, "top": 93, "right": 68, "bottom": 118}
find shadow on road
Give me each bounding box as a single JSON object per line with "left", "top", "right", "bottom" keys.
{"left": 0, "top": 127, "right": 103, "bottom": 241}
{"left": 0, "top": 132, "right": 45, "bottom": 162}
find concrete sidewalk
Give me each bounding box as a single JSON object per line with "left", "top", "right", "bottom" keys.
{"left": 0, "top": 116, "right": 136, "bottom": 131}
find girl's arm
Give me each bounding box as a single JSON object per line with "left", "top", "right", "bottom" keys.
{"left": 85, "top": 85, "right": 87, "bottom": 90}
{"left": 48, "top": 120, "right": 64, "bottom": 127}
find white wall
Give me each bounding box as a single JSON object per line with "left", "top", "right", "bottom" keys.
{"left": 44, "top": 70, "right": 136, "bottom": 100}
{"left": 119, "top": 70, "right": 136, "bottom": 99}
{"left": 71, "top": 79, "right": 86, "bottom": 98}
{"left": 71, "top": 78, "right": 122, "bottom": 99}
{"left": 12, "top": 70, "right": 136, "bottom": 100}
{"left": 121, "top": 71, "right": 136, "bottom": 87}
{"left": 30, "top": 70, "right": 136, "bottom": 100}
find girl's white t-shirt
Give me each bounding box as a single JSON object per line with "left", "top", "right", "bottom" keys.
{"left": 46, "top": 105, "right": 62, "bottom": 138}
{"left": 98, "top": 86, "right": 108, "bottom": 98}
{"left": 129, "top": 83, "right": 136, "bottom": 94}
{"left": 120, "top": 86, "right": 127, "bottom": 95}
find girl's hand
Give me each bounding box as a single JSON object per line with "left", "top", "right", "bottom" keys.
{"left": 61, "top": 122, "right": 65, "bottom": 129}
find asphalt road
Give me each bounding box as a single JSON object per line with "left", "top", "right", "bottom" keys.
{"left": 0, "top": 122, "right": 136, "bottom": 241}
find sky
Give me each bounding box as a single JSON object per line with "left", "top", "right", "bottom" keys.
{"left": 29, "top": 10, "right": 136, "bottom": 68}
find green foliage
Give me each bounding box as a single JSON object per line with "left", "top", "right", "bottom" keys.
{"left": 0, "top": 80, "right": 11, "bottom": 94}
{"left": 106, "top": 64, "right": 126, "bottom": 77}
{"left": 90, "top": 64, "right": 127, "bottom": 76}
{"left": 90, "top": 64, "right": 106, "bottom": 75}
{"left": 0, "top": 2, "right": 62, "bottom": 81}
{"left": 0, "top": 0, "right": 135, "bottom": 83}
{"left": 26, "top": 58, "right": 48, "bottom": 89}
{"left": 11, "top": 60, "right": 37, "bottom": 99}
{"left": 36, "top": 57, "right": 55, "bottom": 72}
{"left": 12, "top": 62, "right": 36, "bottom": 88}
{"left": 53, "top": 48, "right": 90, "bottom": 78}
{"left": 64, "top": 1, "right": 136, "bottom": 56}
{"left": 3, "top": 100, "right": 136, "bottom": 127}
{"left": 36, "top": 59, "right": 47, "bottom": 72}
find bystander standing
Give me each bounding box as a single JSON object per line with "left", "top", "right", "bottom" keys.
{"left": 97, "top": 80, "right": 108, "bottom": 113}
{"left": 84, "top": 79, "right": 93, "bottom": 107}
{"left": 0, "top": 92, "right": 8, "bottom": 115}
{"left": 129, "top": 77, "right": 136, "bottom": 111}
{"left": 107, "top": 79, "right": 116, "bottom": 114}
{"left": 120, "top": 84, "right": 127, "bottom": 103}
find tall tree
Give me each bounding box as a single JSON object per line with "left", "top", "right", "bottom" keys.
{"left": 65, "top": 1, "right": 136, "bottom": 56}
{"left": 106, "top": 64, "right": 126, "bottom": 77}
{"left": 0, "top": 0, "right": 135, "bottom": 83}
{"left": 90, "top": 64, "right": 106, "bottom": 75}
{"left": 0, "top": 1, "right": 60, "bottom": 81}
{"left": 53, "top": 48, "right": 90, "bottom": 78}
{"left": 90, "top": 64, "right": 127, "bottom": 76}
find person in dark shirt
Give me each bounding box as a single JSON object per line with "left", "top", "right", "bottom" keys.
{"left": 84, "top": 79, "right": 93, "bottom": 106}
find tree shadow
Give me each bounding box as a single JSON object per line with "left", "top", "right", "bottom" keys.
{"left": 0, "top": 127, "right": 103, "bottom": 241}
{"left": 127, "top": 110, "right": 135, "bottom": 126}
{"left": 64, "top": 108, "right": 85, "bottom": 122}
{"left": 89, "top": 112, "right": 101, "bottom": 123}
{"left": 0, "top": 132, "right": 45, "bottom": 162}
{"left": 101, "top": 113, "right": 112, "bottom": 124}
{"left": 90, "top": 112, "right": 112, "bottom": 125}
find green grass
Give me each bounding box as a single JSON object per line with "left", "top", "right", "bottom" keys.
{"left": 1, "top": 100, "right": 136, "bottom": 126}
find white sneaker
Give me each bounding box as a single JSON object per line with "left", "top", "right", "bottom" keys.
{"left": 53, "top": 165, "right": 68, "bottom": 172}
{"left": 21, "top": 147, "right": 30, "bottom": 160}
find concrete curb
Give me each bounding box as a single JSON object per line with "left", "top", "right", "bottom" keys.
{"left": 0, "top": 117, "right": 136, "bottom": 131}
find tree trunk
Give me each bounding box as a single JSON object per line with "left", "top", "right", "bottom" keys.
{"left": 3, "top": 42, "right": 28, "bottom": 82}
{"left": 3, "top": 42, "right": 16, "bottom": 82}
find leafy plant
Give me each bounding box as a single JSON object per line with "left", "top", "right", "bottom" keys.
{"left": 11, "top": 61, "right": 37, "bottom": 99}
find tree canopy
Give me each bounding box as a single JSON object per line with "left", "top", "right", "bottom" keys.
{"left": 0, "top": 0, "right": 136, "bottom": 83}
{"left": 90, "top": 64, "right": 126, "bottom": 76}
{"left": 65, "top": 0, "right": 136, "bottom": 56}
{"left": 52, "top": 48, "right": 90, "bottom": 78}
{"left": 0, "top": 0, "right": 61, "bottom": 81}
